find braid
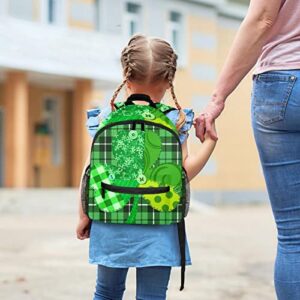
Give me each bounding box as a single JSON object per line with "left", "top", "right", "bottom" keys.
{"left": 169, "top": 79, "right": 181, "bottom": 110}
{"left": 110, "top": 43, "right": 134, "bottom": 111}
{"left": 167, "top": 52, "right": 185, "bottom": 130}
{"left": 167, "top": 53, "right": 181, "bottom": 110}
{"left": 110, "top": 79, "right": 126, "bottom": 111}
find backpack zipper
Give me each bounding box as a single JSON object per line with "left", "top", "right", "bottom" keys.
{"left": 92, "top": 119, "right": 181, "bottom": 146}
{"left": 101, "top": 181, "right": 170, "bottom": 197}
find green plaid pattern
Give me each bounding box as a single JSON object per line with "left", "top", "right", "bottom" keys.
{"left": 87, "top": 113, "right": 185, "bottom": 224}
{"left": 90, "top": 164, "right": 129, "bottom": 213}
{"left": 89, "top": 193, "right": 184, "bottom": 225}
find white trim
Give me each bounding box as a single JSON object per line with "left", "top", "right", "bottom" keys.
{"left": 218, "top": 1, "right": 248, "bottom": 20}
{"left": 185, "top": 0, "right": 247, "bottom": 20}
{"left": 0, "top": 18, "right": 123, "bottom": 82}
{"left": 94, "top": 0, "right": 102, "bottom": 31}
{"left": 122, "top": 0, "right": 143, "bottom": 38}
{"left": 28, "top": 72, "right": 75, "bottom": 90}
{"left": 0, "top": 0, "right": 8, "bottom": 17}
{"left": 40, "top": 0, "right": 67, "bottom": 26}
{"left": 164, "top": 4, "right": 188, "bottom": 68}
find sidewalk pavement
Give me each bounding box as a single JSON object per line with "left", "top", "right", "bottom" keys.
{"left": 0, "top": 191, "right": 277, "bottom": 300}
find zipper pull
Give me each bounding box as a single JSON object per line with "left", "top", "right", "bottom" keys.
{"left": 101, "top": 186, "right": 105, "bottom": 199}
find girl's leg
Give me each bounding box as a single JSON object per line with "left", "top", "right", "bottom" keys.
{"left": 252, "top": 71, "right": 300, "bottom": 299}
{"left": 93, "top": 265, "right": 129, "bottom": 300}
{"left": 136, "top": 266, "right": 172, "bottom": 300}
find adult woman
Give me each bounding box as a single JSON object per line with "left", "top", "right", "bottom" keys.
{"left": 195, "top": 0, "right": 300, "bottom": 299}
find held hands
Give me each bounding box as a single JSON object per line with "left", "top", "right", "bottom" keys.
{"left": 193, "top": 119, "right": 217, "bottom": 142}
{"left": 194, "top": 99, "right": 225, "bottom": 142}
{"left": 76, "top": 216, "right": 91, "bottom": 240}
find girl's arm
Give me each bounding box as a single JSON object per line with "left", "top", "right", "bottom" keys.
{"left": 182, "top": 124, "right": 217, "bottom": 181}
{"left": 76, "top": 154, "right": 92, "bottom": 240}
{"left": 78, "top": 155, "right": 90, "bottom": 220}
{"left": 196, "top": 0, "right": 282, "bottom": 141}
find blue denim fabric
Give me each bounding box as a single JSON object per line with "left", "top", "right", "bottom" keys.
{"left": 251, "top": 69, "right": 300, "bottom": 300}
{"left": 93, "top": 265, "right": 171, "bottom": 300}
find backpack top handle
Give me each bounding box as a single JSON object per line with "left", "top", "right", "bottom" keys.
{"left": 125, "top": 94, "right": 157, "bottom": 108}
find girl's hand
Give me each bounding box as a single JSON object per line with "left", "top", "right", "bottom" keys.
{"left": 193, "top": 119, "right": 218, "bottom": 142}
{"left": 76, "top": 216, "right": 91, "bottom": 240}
{"left": 204, "top": 121, "right": 217, "bottom": 141}
{"left": 194, "top": 99, "right": 224, "bottom": 142}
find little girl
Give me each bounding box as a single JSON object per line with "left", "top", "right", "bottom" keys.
{"left": 77, "top": 34, "right": 217, "bottom": 300}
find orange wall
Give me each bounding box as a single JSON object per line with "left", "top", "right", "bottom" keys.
{"left": 164, "top": 15, "right": 265, "bottom": 191}
{"left": 68, "top": 0, "right": 96, "bottom": 30}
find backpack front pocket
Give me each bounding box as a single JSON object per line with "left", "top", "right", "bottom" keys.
{"left": 89, "top": 164, "right": 132, "bottom": 213}
{"left": 101, "top": 182, "right": 180, "bottom": 213}
{"left": 101, "top": 182, "right": 170, "bottom": 195}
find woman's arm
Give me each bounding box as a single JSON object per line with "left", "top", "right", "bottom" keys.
{"left": 196, "top": 0, "right": 282, "bottom": 142}
{"left": 182, "top": 124, "right": 217, "bottom": 181}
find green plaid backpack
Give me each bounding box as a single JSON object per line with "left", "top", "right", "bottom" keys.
{"left": 81, "top": 94, "right": 190, "bottom": 290}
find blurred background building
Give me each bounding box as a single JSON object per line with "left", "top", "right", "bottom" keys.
{"left": 0, "top": 0, "right": 266, "bottom": 203}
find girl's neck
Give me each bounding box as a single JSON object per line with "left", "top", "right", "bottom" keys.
{"left": 126, "top": 82, "right": 168, "bottom": 103}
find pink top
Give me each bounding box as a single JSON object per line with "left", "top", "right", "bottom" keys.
{"left": 254, "top": 0, "right": 300, "bottom": 74}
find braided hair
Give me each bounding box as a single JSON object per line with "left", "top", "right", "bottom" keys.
{"left": 110, "top": 34, "right": 186, "bottom": 129}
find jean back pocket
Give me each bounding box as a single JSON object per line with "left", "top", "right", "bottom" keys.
{"left": 252, "top": 73, "right": 297, "bottom": 125}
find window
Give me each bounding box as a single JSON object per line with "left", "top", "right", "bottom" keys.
{"left": 167, "top": 11, "right": 182, "bottom": 54}
{"left": 8, "top": 0, "right": 34, "bottom": 21}
{"left": 42, "top": 0, "right": 65, "bottom": 25}
{"left": 125, "top": 2, "right": 142, "bottom": 37}
{"left": 94, "top": 0, "right": 101, "bottom": 31}
{"left": 48, "top": 0, "right": 56, "bottom": 23}
{"left": 43, "top": 97, "right": 62, "bottom": 166}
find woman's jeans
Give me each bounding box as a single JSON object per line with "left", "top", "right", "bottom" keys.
{"left": 252, "top": 69, "right": 300, "bottom": 299}
{"left": 93, "top": 265, "right": 171, "bottom": 300}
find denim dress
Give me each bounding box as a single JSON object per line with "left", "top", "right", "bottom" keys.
{"left": 86, "top": 105, "right": 194, "bottom": 268}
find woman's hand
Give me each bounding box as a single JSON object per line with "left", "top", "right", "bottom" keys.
{"left": 194, "top": 0, "right": 282, "bottom": 143}
{"left": 194, "top": 99, "right": 224, "bottom": 142}
{"left": 76, "top": 216, "right": 91, "bottom": 240}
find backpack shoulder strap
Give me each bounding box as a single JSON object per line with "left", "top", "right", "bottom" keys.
{"left": 114, "top": 101, "right": 126, "bottom": 110}
{"left": 114, "top": 101, "right": 176, "bottom": 115}
{"left": 155, "top": 103, "right": 177, "bottom": 114}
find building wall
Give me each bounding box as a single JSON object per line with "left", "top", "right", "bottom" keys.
{"left": 0, "top": 0, "right": 267, "bottom": 196}
{"left": 214, "top": 19, "right": 265, "bottom": 191}
{"left": 162, "top": 7, "right": 265, "bottom": 194}
{"left": 68, "top": 0, "right": 97, "bottom": 30}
